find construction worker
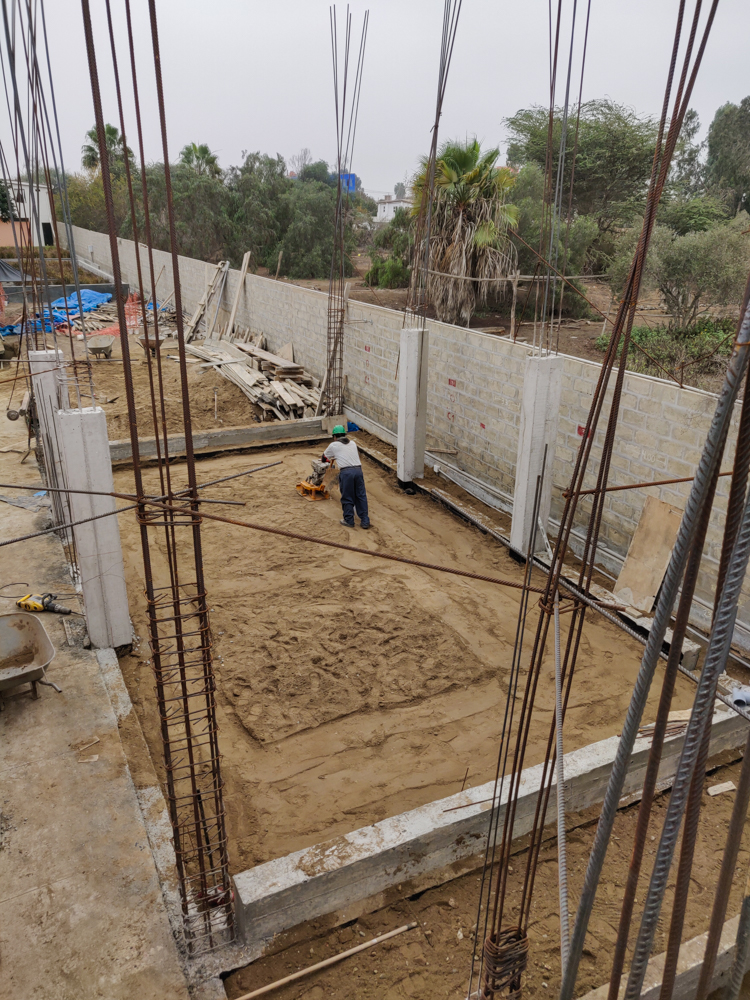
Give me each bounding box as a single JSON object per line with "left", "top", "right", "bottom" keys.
{"left": 322, "top": 424, "right": 370, "bottom": 529}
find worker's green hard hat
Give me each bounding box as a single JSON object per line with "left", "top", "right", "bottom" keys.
{"left": 332, "top": 424, "right": 346, "bottom": 436}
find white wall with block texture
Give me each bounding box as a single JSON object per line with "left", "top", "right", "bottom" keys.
{"left": 63, "top": 226, "right": 750, "bottom": 645}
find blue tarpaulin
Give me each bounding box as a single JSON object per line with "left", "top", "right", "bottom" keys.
{"left": 48, "top": 288, "right": 111, "bottom": 323}
{"left": 0, "top": 288, "right": 112, "bottom": 336}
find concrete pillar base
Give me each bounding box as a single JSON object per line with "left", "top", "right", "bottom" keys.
{"left": 57, "top": 406, "right": 132, "bottom": 650}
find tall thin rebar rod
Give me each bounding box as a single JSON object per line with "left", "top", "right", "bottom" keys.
{"left": 79, "top": 0, "right": 232, "bottom": 952}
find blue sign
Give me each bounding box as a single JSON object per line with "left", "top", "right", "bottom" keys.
{"left": 340, "top": 173, "right": 357, "bottom": 193}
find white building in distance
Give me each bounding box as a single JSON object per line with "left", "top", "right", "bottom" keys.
{"left": 376, "top": 194, "right": 412, "bottom": 223}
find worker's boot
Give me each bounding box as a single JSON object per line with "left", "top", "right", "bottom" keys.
{"left": 340, "top": 519, "right": 355, "bottom": 527}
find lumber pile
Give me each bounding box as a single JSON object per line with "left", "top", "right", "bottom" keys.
{"left": 68, "top": 302, "right": 181, "bottom": 335}
{"left": 185, "top": 339, "right": 321, "bottom": 421}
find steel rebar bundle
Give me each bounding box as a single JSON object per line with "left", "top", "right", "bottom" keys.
{"left": 466, "top": 3, "right": 728, "bottom": 998}
{"left": 321, "top": 5, "right": 368, "bottom": 417}
{"left": 79, "top": 0, "right": 232, "bottom": 953}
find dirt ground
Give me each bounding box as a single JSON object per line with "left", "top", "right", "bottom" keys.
{"left": 223, "top": 756, "right": 750, "bottom": 1000}
{"left": 111, "top": 443, "right": 699, "bottom": 872}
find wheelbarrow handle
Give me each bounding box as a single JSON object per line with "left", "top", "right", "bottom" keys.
{"left": 37, "top": 678, "right": 62, "bottom": 694}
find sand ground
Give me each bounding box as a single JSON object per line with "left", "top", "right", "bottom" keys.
{"left": 112, "top": 444, "right": 698, "bottom": 872}
{"left": 223, "top": 756, "right": 750, "bottom": 1000}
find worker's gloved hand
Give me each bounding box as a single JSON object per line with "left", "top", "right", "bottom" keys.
{"left": 321, "top": 454, "right": 329, "bottom": 463}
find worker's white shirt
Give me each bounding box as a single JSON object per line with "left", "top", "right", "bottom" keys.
{"left": 324, "top": 439, "right": 361, "bottom": 468}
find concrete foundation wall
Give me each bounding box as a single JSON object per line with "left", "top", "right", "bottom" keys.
{"left": 63, "top": 226, "right": 748, "bottom": 643}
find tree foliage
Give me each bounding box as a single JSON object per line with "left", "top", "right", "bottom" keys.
{"left": 608, "top": 214, "right": 750, "bottom": 328}
{"left": 366, "top": 207, "right": 412, "bottom": 288}
{"left": 66, "top": 134, "right": 373, "bottom": 278}
{"left": 0, "top": 182, "right": 17, "bottom": 222}
{"left": 506, "top": 100, "right": 659, "bottom": 234}
{"left": 706, "top": 97, "right": 750, "bottom": 215}
{"left": 412, "top": 137, "right": 518, "bottom": 325}
{"left": 179, "top": 142, "right": 222, "bottom": 177}
{"left": 81, "top": 123, "right": 133, "bottom": 177}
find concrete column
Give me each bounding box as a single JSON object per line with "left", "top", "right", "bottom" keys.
{"left": 28, "top": 349, "right": 70, "bottom": 530}
{"left": 510, "top": 354, "right": 563, "bottom": 556}
{"left": 57, "top": 406, "right": 132, "bottom": 650}
{"left": 397, "top": 327, "right": 429, "bottom": 485}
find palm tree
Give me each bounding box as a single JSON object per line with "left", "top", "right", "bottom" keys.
{"left": 411, "top": 138, "right": 518, "bottom": 325}
{"left": 179, "top": 142, "right": 221, "bottom": 177}
{"left": 81, "top": 124, "right": 132, "bottom": 173}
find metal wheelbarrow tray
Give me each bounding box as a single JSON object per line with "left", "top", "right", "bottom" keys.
{"left": 87, "top": 333, "right": 116, "bottom": 359}
{"left": 0, "top": 612, "right": 55, "bottom": 701}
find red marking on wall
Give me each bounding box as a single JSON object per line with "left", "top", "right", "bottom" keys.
{"left": 447, "top": 411, "right": 455, "bottom": 422}
{"left": 364, "top": 375, "right": 370, "bottom": 384}
{"left": 577, "top": 424, "right": 592, "bottom": 438}
{"left": 480, "top": 422, "right": 486, "bottom": 429}
{"left": 365, "top": 345, "right": 371, "bottom": 352}
{"left": 448, "top": 378, "right": 456, "bottom": 387}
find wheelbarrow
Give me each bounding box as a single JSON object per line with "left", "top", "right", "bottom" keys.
{"left": 87, "top": 333, "right": 116, "bottom": 360}
{"left": 137, "top": 328, "right": 169, "bottom": 357}
{"left": 0, "top": 612, "right": 59, "bottom": 707}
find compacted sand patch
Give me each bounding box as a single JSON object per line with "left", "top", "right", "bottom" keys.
{"left": 113, "top": 445, "right": 697, "bottom": 871}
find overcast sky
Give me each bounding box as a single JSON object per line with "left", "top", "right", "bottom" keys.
{"left": 35, "top": 0, "right": 749, "bottom": 198}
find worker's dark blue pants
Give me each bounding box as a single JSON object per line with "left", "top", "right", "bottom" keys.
{"left": 338, "top": 465, "right": 370, "bottom": 527}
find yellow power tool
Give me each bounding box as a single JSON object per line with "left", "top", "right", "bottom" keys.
{"left": 16, "top": 593, "right": 73, "bottom": 615}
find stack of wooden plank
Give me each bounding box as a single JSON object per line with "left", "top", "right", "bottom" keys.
{"left": 185, "top": 339, "right": 321, "bottom": 421}
{"left": 233, "top": 343, "right": 316, "bottom": 386}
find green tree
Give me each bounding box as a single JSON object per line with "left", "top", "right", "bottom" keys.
{"left": 224, "top": 152, "right": 291, "bottom": 267}
{"left": 657, "top": 195, "right": 727, "bottom": 236}
{"left": 669, "top": 108, "right": 706, "bottom": 198}
{"left": 0, "top": 182, "right": 16, "bottom": 222}
{"left": 140, "top": 163, "right": 231, "bottom": 263}
{"left": 298, "top": 160, "right": 335, "bottom": 186}
{"left": 506, "top": 100, "right": 659, "bottom": 235}
{"left": 609, "top": 215, "right": 750, "bottom": 328}
{"left": 271, "top": 180, "right": 351, "bottom": 279}
{"left": 394, "top": 181, "right": 406, "bottom": 199}
{"left": 366, "top": 207, "right": 412, "bottom": 288}
{"left": 412, "top": 137, "right": 518, "bottom": 325}
{"left": 66, "top": 172, "right": 131, "bottom": 235}
{"left": 81, "top": 124, "right": 133, "bottom": 176}
{"left": 706, "top": 97, "right": 750, "bottom": 215}
{"left": 179, "top": 142, "right": 222, "bottom": 177}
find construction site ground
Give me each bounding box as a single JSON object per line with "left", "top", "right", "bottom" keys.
{"left": 8, "top": 323, "right": 746, "bottom": 998}
{"left": 222, "top": 754, "right": 750, "bottom": 1000}
{"left": 111, "top": 437, "right": 701, "bottom": 872}
{"left": 0, "top": 382, "right": 189, "bottom": 1000}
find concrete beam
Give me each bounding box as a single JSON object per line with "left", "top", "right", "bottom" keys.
{"left": 233, "top": 708, "right": 747, "bottom": 947}
{"left": 510, "top": 353, "right": 563, "bottom": 555}
{"left": 580, "top": 913, "right": 749, "bottom": 1000}
{"left": 397, "top": 327, "right": 428, "bottom": 485}
{"left": 109, "top": 417, "right": 331, "bottom": 465}
{"left": 58, "top": 407, "right": 131, "bottom": 649}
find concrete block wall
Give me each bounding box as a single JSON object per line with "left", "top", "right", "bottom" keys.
{"left": 64, "top": 226, "right": 748, "bottom": 643}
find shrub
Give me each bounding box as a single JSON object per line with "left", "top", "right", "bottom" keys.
{"left": 608, "top": 216, "right": 750, "bottom": 329}
{"left": 594, "top": 317, "right": 736, "bottom": 387}
{"left": 365, "top": 255, "right": 410, "bottom": 289}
